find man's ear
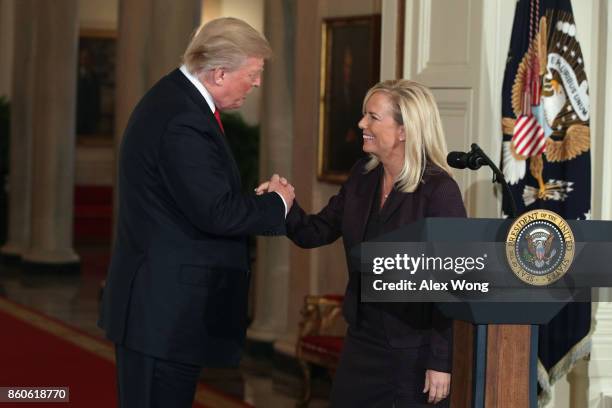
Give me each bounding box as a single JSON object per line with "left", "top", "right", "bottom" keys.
{"left": 211, "top": 67, "right": 225, "bottom": 86}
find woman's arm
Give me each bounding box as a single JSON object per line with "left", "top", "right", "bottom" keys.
{"left": 262, "top": 159, "right": 367, "bottom": 249}
{"left": 284, "top": 183, "right": 346, "bottom": 249}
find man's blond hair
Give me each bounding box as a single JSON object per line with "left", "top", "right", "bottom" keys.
{"left": 183, "top": 17, "right": 272, "bottom": 74}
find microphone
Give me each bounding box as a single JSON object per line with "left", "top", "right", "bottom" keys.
{"left": 447, "top": 148, "right": 486, "bottom": 170}
{"left": 446, "top": 143, "right": 518, "bottom": 217}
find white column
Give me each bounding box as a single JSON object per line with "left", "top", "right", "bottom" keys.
{"left": 568, "top": 359, "right": 589, "bottom": 408}
{"left": 21, "top": 0, "right": 79, "bottom": 265}
{"left": 248, "top": 0, "right": 294, "bottom": 344}
{"left": 273, "top": 0, "right": 325, "bottom": 357}
{"left": 1, "top": 0, "right": 34, "bottom": 259}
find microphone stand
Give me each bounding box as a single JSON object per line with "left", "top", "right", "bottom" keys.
{"left": 469, "top": 143, "right": 518, "bottom": 218}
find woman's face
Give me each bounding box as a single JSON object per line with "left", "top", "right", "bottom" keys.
{"left": 358, "top": 92, "right": 405, "bottom": 160}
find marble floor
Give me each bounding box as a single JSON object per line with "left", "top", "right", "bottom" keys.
{"left": 0, "top": 243, "right": 330, "bottom": 408}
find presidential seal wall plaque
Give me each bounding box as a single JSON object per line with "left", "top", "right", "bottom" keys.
{"left": 506, "top": 209, "right": 575, "bottom": 286}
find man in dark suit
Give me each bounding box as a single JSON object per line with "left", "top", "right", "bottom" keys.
{"left": 98, "top": 17, "right": 294, "bottom": 407}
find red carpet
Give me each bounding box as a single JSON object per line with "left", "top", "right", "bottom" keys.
{"left": 0, "top": 303, "right": 117, "bottom": 407}
{"left": 77, "top": 244, "right": 112, "bottom": 278}
{"left": 73, "top": 185, "right": 113, "bottom": 243}
{"left": 0, "top": 299, "right": 248, "bottom": 408}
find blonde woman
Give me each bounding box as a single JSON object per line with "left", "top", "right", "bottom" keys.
{"left": 259, "top": 80, "right": 466, "bottom": 406}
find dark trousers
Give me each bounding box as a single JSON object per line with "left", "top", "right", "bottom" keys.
{"left": 115, "top": 344, "right": 202, "bottom": 408}
{"left": 331, "top": 307, "right": 450, "bottom": 408}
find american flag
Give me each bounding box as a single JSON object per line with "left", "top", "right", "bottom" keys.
{"left": 500, "top": 0, "right": 592, "bottom": 404}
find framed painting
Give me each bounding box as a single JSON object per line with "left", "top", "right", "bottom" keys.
{"left": 76, "top": 29, "right": 117, "bottom": 145}
{"left": 318, "top": 15, "right": 381, "bottom": 183}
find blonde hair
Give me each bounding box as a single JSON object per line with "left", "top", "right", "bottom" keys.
{"left": 363, "top": 80, "right": 452, "bottom": 192}
{"left": 182, "top": 17, "right": 272, "bottom": 74}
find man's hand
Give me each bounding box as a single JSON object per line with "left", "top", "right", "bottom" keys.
{"left": 423, "top": 369, "right": 450, "bottom": 404}
{"left": 254, "top": 175, "right": 290, "bottom": 195}
{"left": 254, "top": 182, "right": 268, "bottom": 195}
{"left": 257, "top": 174, "right": 294, "bottom": 210}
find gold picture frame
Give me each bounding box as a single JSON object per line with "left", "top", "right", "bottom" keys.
{"left": 76, "top": 29, "right": 117, "bottom": 146}
{"left": 317, "top": 15, "right": 381, "bottom": 183}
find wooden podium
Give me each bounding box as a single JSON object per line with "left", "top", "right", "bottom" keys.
{"left": 444, "top": 302, "right": 565, "bottom": 407}
{"left": 354, "top": 217, "right": 612, "bottom": 408}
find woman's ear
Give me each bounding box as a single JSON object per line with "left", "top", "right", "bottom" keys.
{"left": 399, "top": 126, "right": 406, "bottom": 142}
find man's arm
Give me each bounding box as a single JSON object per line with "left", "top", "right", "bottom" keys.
{"left": 158, "top": 112, "right": 286, "bottom": 236}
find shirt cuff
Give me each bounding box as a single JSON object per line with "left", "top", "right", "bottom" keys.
{"left": 274, "top": 192, "right": 288, "bottom": 218}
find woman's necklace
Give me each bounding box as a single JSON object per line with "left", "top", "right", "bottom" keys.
{"left": 382, "top": 176, "right": 392, "bottom": 199}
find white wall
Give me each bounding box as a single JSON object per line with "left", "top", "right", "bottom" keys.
{"left": 391, "top": 0, "right": 500, "bottom": 217}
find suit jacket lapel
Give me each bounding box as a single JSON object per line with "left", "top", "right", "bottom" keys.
{"left": 355, "top": 163, "right": 406, "bottom": 227}
{"left": 380, "top": 189, "right": 405, "bottom": 224}
{"left": 208, "top": 123, "right": 242, "bottom": 188}
{"left": 168, "top": 69, "right": 241, "bottom": 187}
{"left": 352, "top": 165, "right": 381, "bottom": 244}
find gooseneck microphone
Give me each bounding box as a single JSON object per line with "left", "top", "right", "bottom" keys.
{"left": 447, "top": 143, "right": 517, "bottom": 217}
{"left": 447, "top": 149, "right": 486, "bottom": 170}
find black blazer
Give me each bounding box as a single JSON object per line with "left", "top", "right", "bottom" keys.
{"left": 286, "top": 158, "right": 466, "bottom": 372}
{"left": 99, "top": 69, "right": 286, "bottom": 367}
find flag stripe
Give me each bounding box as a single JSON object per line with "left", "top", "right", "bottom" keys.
{"left": 515, "top": 125, "right": 537, "bottom": 152}
{"left": 513, "top": 117, "right": 537, "bottom": 149}
{"left": 515, "top": 121, "right": 536, "bottom": 148}
{"left": 518, "top": 128, "right": 544, "bottom": 156}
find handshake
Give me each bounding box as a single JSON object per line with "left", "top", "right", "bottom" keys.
{"left": 255, "top": 174, "right": 295, "bottom": 211}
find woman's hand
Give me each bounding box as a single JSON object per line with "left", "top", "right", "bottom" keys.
{"left": 423, "top": 369, "right": 450, "bottom": 404}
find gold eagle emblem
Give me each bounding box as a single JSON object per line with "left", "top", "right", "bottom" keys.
{"left": 501, "top": 11, "right": 590, "bottom": 202}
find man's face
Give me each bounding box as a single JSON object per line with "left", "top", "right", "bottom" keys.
{"left": 215, "top": 57, "right": 264, "bottom": 110}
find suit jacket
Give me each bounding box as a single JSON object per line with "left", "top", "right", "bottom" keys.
{"left": 99, "top": 69, "right": 286, "bottom": 367}
{"left": 286, "top": 158, "right": 466, "bottom": 372}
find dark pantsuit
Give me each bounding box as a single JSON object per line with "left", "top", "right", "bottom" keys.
{"left": 331, "top": 323, "right": 449, "bottom": 408}
{"left": 286, "top": 160, "right": 466, "bottom": 405}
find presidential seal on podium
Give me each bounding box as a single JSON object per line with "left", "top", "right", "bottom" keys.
{"left": 506, "top": 209, "right": 575, "bottom": 286}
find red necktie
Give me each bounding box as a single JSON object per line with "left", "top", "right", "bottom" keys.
{"left": 214, "top": 109, "right": 224, "bottom": 133}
